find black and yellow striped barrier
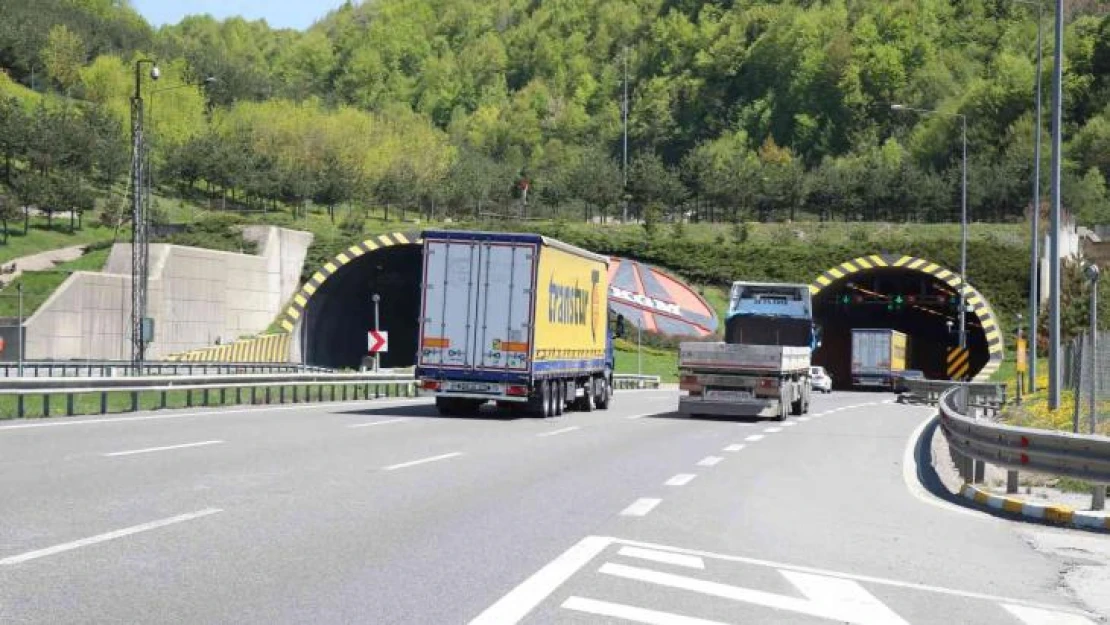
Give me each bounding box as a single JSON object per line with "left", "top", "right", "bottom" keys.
{"left": 279, "top": 231, "right": 421, "bottom": 333}
{"left": 810, "top": 254, "right": 1003, "bottom": 381}
{"left": 947, "top": 346, "right": 971, "bottom": 381}
{"left": 167, "top": 333, "right": 291, "bottom": 363}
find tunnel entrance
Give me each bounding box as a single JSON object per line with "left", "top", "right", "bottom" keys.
{"left": 812, "top": 268, "right": 990, "bottom": 389}
{"left": 302, "top": 244, "right": 422, "bottom": 370}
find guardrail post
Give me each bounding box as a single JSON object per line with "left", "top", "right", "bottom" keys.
{"left": 43, "top": 394, "right": 49, "bottom": 417}
{"left": 130, "top": 391, "right": 138, "bottom": 412}
{"left": 17, "top": 394, "right": 24, "bottom": 418}
{"left": 235, "top": 386, "right": 241, "bottom": 405}
{"left": 265, "top": 387, "right": 271, "bottom": 404}
{"left": 365, "top": 383, "right": 370, "bottom": 399}
{"left": 66, "top": 393, "right": 74, "bottom": 416}
{"left": 219, "top": 387, "right": 226, "bottom": 406}
{"left": 1094, "top": 486, "right": 1106, "bottom": 511}
{"left": 292, "top": 385, "right": 299, "bottom": 403}
{"left": 186, "top": 390, "right": 193, "bottom": 408}
{"left": 100, "top": 392, "right": 107, "bottom": 414}
{"left": 279, "top": 386, "right": 286, "bottom": 404}
{"left": 343, "top": 385, "right": 348, "bottom": 401}
{"left": 203, "top": 388, "right": 210, "bottom": 406}
{"left": 1007, "top": 470, "right": 1019, "bottom": 494}
{"left": 973, "top": 460, "right": 985, "bottom": 484}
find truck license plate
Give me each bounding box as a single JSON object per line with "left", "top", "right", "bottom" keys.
{"left": 706, "top": 389, "right": 752, "bottom": 401}
{"left": 450, "top": 382, "right": 494, "bottom": 392}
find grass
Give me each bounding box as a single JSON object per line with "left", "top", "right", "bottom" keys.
{"left": 0, "top": 247, "right": 111, "bottom": 317}
{"left": 0, "top": 220, "right": 115, "bottom": 266}
{"left": 614, "top": 337, "right": 678, "bottom": 382}
{"left": 698, "top": 284, "right": 729, "bottom": 329}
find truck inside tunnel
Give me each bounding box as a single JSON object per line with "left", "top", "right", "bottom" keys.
{"left": 302, "top": 243, "right": 422, "bottom": 370}
{"left": 812, "top": 268, "right": 989, "bottom": 388}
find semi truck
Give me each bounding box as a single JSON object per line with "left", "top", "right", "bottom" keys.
{"left": 850, "top": 328, "right": 907, "bottom": 390}
{"left": 415, "top": 230, "right": 614, "bottom": 417}
{"left": 678, "top": 281, "right": 817, "bottom": 420}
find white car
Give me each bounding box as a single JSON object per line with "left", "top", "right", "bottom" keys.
{"left": 810, "top": 366, "right": 833, "bottom": 393}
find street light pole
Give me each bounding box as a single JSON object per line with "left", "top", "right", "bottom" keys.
{"left": 891, "top": 104, "right": 969, "bottom": 349}
{"left": 1048, "top": 0, "right": 1064, "bottom": 410}
{"left": 1083, "top": 262, "right": 1103, "bottom": 510}
{"left": 130, "top": 59, "right": 159, "bottom": 375}
{"left": 1017, "top": 0, "right": 1045, "bottom": 392}
{"left": 622, "top": 47, "right": 629, "bottom": 224}
{"left": 373, "top": 293, "right": 381, "bottom": 372}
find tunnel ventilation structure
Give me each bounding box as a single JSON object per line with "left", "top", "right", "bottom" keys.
{"left": 809, "top": 254, "right": 1003, "bottom": 384}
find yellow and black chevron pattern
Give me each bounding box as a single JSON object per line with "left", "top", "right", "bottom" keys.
{"left": 278, "top": 231, "right": 422, "bottom": 333}
{"left": 809, "top": 254, "right": 1004, "bottom": 382}
{"left": 168, "top": 333, "right": 291, "bottom": 362}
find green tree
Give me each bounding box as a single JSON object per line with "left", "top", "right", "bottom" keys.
{"left": 40, "top": 24, "right": 85, "bottom": 94}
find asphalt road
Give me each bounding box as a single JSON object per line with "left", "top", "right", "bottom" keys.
{"left": 0, "top": 390, "right": 1106, "bottom": 624}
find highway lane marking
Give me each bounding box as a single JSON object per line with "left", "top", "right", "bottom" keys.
{"left": 763, "top": 427, "right": 782, "bottom": 433}
{"left": 103, "top": 440, "right": 224, "bottom": 457}
{"left": 797, "top": 417, "right": 811, "bottom": 422}
{"left": 665, "top": 474, "right": 697, "bottom": 486}
{"left": 723, "top": 444, "right": 745, "bottom": 452}
{"left": 1003, "top": 604, "right": 1099, "bottom": 625}
{"left": 537, "top": 426, "right": 580, "bottom": 437}
{"left": 901, "top": 411, "right": 996, "bottom": 520}
{"left": 617, "top": 546, "right": 705, "bottom": 570}
{"left": 620, "top": 498, "right": 662, "bottom": 517}
{"left": 468, "top": 535, "right": 612, "bottom": 625}
{"left": 348, "top": 417, "right": 411, "bottom": 428}
{"left": 614, "top": 537, "right": 1094, "bottom": 616}
{"left": 625, "top": 413, "right": 658, "bottom": 420}
{"left": 0, "top": 399, "right": 430, "bottom": 431}
{"left": 744, "top": 434, "right": 764, "bottom": 442}
{"left": 562, "top": 596, "right": 724, "bottom": 624}
{"left": 0, "top": 508, "right": 223, "bottom": 566}
{"left": 601, "top": 563, "right": 912, "bottom": 625}
{"left": 696, "top": 456, "right": 723, "bottom": 467}
{"left": 781, "top": 570, "right": 910, "bottom": 624}
{"left": 383, "top": 451, "right": 463, "bottom": 471}
{"left": 782, "top": 421, "right": 798, "bottom": 427}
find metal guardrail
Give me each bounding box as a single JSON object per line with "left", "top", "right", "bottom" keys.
{"left": 938, "top": 385, "right": 1110, "bottom": 485}
{"left": 898, "top": 378, "right": 1006, "bottom": 414}
{"left": 0, "top": 360, "right": 332, "bottom": 378}
{"left": 0, "top": 372, "right": 415, "bottom": 419}
{"left": 0, "top": 372, "right": 661, "bottom": 419}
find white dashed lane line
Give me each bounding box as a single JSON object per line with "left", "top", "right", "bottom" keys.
{"left": 723, "top": 444, "right": 745, "bottom": 452}
{"left": 763, "top": 427, "right": 783, "bottom": 433}
{"left": 696, "top": 456, "right": 724, "bottom": 467}
{"left": 665, "top": 474, "right": 697, "bottom": 487}
{"left": 745, "top": 434, "right": 764, "bottom": 442}
{"left": 537, "top": 426, "right": 580, "bottom": 438}
{"left": 621, "top": 498, "right": 662, "bottom": 517}
{"left": 382, "top": 452, "right": 463, "bottom": 471}
{"left": 782, "top": 422, "right": 798, "bottom": 427}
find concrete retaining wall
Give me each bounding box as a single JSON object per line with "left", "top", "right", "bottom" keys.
{"left": 24, "top": 226, "right": 312, "bottom": 360}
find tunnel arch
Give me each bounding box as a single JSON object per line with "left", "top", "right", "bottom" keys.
{"left": 809, "top": 254, "right": 1004, "bottom": 384}
{"left": 279, "top": 231, "right": 422, "bottom": 370}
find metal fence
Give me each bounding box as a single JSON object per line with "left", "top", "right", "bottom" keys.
{"left": 1065, "top": 331, "right": 1109, "bottom": 435}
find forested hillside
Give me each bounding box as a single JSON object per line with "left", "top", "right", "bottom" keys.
{"left": 2, "top": 0, "right": 1110, "bottom": 228}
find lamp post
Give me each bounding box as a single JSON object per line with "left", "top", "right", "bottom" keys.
{"left": 1082, "top": 262, "right": 1103, "bottom": 510}
{"left": 1015, "top": 0, "right": 1045, "bottom": 393}
{"left": 891, "top": 104, "right": 968, "bottom": 350}
{"left": 130, "top": 59, "right": 159, "bottom": 374}
{"left": 1048, "top": 0, "right": 1065, "bottom": 410}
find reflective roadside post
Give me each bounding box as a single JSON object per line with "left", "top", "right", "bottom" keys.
{"left": 17, "top": 282, "right": 23, "bottom": 377}
{"left": 637, "top": 317, "right": 642, "bottom": 376}
{"left": 373, "top": 293, "right": 382, "bottom": 372}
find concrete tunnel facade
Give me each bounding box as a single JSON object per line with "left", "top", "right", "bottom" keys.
{"left": 280, "top": 239, "right": 1003, "bottom": 383}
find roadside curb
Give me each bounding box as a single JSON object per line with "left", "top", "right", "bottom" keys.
{"left": 959, "top": 483, "right": 1110, "bottom": 533}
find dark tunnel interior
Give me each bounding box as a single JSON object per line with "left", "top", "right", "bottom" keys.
{"left": 812, "top": 269, "right": 989, "bottom": 389}
{"left": 303, "top": 244, "right": 422, "bottom": 370}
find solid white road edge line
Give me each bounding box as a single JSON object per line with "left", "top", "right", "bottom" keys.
{"left": 104, "top": 440, "right": 224, "bottom": 457}
{"left": 537, "top": 426, "right": 581, "bottom": 437}
{"left": 0, "top": 508, "right": 223, "bottom": 566}
{"left": 900, "top": 411, "right": 991, "bottom": 520}
{"left": 468, "top": 536, "right": 613, "bottom": 625}
{"left": 1002, "top": 604, "right": 1098, "bottom": 625}
{"left": 617, "top": 546, "right": 705, "bottom": 570}
{"left": 665, "top": 474, "right": 697, "bottom": 487}
{"left": 0, "top": 398, "right": 429, "bottom": 431}
{"left": 696, "top": 456, "right": 723, "bottom": 467}
{"left": 620, "top": 498, "right": 662, "bottom": 517}
{"left": 348, "top": 417, "right": 411, "bottom": 428}
{"left": 383, "top": 452, "right": 463, "bottom": 471}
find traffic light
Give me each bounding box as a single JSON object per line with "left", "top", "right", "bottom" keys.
{"left": 888, "top": 294, "right": 905, "bottom": 312}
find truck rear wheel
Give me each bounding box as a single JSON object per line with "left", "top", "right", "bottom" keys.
{"left": 543, "top": 380, "right": 555, "bottom": 418}
{"left": 554, "top": 381, "right": 565, "bottom": 416}
{"left": 596, "top": 376, "right": 611, "bottom": 410}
